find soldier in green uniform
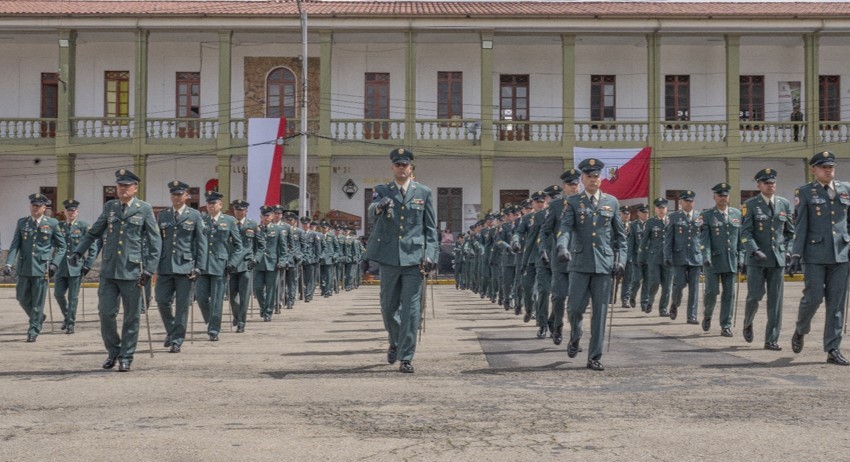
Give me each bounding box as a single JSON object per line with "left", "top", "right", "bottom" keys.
{"left": 511, "top": 200, "right": 533, "bottom": 316}
{"left": 665, "top": 190, "right": 703, "bottom": 324}
{"left": 491, "top": 213, "right": 504, "bottom": 305}
{"left": 627, "top": 204, "right": 649, "bottom": 310}
{"left": 619, "top": 206, "right": 634, "bottom": 307}
{"left": 300, "top": 217, "right": 321, "bottom": 302}
{"left": 366, "top": 148, "right": 439, "bottom": 374}
{"left": 556, "top": 158, "right": 627, "bottom": 371}
{"left": 284, "top": 212, "right": 304, "bottom": 306}
{"left": 343, "top": 227, "right": 357, "bottom": 290}
{"left": 4, "top": 193, "right": 67, "bottom": 342}
{"left": 478, "top": 214, "right": 496, "bottom": 302}
{"left": 513, "top": 192, "right": 546, "bottom": 324}
{"left": 228, "top": 199, "right": 265, "bottom": 333}
{"left": 196, "top": 191, "right": 243, "bottom": 341}
{"left": 641, "top": 198, "right": 671, "bottom": 315}
{"left": 70, "top": 169, "right": 162, "bottom": 371}
{"left": 740, "top": 169, "right": 794, "bottom": 350}
{"left": 254, "top": 205, "right": 286, "bottom": 321}
{"left": 271, "top": 205, "right": 287, "bottom": 313}
{"left": 790, "top": 151, "right": 850, "bottom": 365}
{"left": 540, "top": 169, "right": 581, "bottom": 345}
{"left": 495, "top": 206, "right": 518, "bottom": 310}
{"left": 155, "top": 180, "right": 207, "bottom": 353}
{"left": 54, "top": 199, "right": 98, "bottom": 334}
{"left": 532, "top": 185, "right": 560, "bottom": 337}
{"left": 319, "top": 221, "right": 336, "bottom": 297}
{"left": 700, "top": 183, "right": 744, "bottom": 337}
{"left": 467, "top": 221, "right": 482, "bottom": 294}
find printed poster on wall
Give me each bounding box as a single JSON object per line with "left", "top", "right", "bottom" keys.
{"left": 778, "top": 81, "right": 801, "bottom": 121}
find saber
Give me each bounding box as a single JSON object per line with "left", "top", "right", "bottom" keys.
{"left": 418, "top": 263, "right": 427, "bottom": 343}
{"left": 81, "top": 276, "right": 86, "bottom": 321}
{"left": 138, "top": 262, "right": 154, "bottom": 358}
{"left": 189, "top": 277, "right": 197, "bottom": 344}
{"left": 607, "top": 254, "right": 621, "bottom": 352}
{"left": 45, "top": 272, "right": 55, "bottom": 333}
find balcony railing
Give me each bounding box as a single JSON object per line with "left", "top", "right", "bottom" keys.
{"left": 0, "top": 118, "right": 57, "bottom": 141}
{"left": 331, "top": 119, "right": 405, "bottom": 141}
{"left": 416, "top": 118, "right": 479, "bottom": 141}
{"left": 71, "top": 117, "right": 134, "bottom": 139}
{"left": 817, "top": 122, "right": 850, "bottom": 143}
{"left": 575, "top": 121, "right": 648, "bottom": 143}
{"left": 146, "top": 118, "right": 218, "bottom": 140}
{"left": 493, "top": 120, "right": 562, "bottom": 142}
{"left": 661, "top": 121, "right": 726, "bottom": 143}
{"left": 740, "top": 121, "right": 806, "bottom": 143}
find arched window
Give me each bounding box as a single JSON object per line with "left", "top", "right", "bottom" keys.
{"left": 266, "top": 67, "right": 297, "bottom": 119}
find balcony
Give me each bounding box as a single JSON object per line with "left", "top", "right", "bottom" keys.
{"left": 0, "top": 118, "right": 57, "bottom": 143}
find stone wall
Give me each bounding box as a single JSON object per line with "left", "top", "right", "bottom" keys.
{"left": 243, "top": 57, "right": 321, "bottom": 119}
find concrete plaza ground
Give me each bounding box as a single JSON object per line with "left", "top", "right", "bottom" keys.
{"left": 1, "top": 281, "right": 849, "bottom": 461}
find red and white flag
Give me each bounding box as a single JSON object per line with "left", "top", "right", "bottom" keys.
{"left": 247, "top": 118, "right": 287, "bottom": 220}
{"left": 573, "top": 147, "right": 651, "bottom": 201}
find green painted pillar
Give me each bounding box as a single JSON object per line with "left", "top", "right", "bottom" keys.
{"left": 725, "top": 35, "right": 741, "bottom": 207}
{"left": 480, "top": 157, "right": 494, "bottom": 216}
{"left": 318, "top": 31, "right": 333, "bottom": 216}
{"left": 404, "top": 30, "right": 416, "bottom": 148}
{"left": 479, "top": 31, "right": 494, "bottom": 215}
{"left": 646, "top": 33, "right": 661, "bottom": 200}
{"left": 56, "top": 30, "right": 77, "bottom": 205}
{"left": 561, "top": 34, "right": 576, "bottom": 172}
{"left": 725, "top": 158, "right": 741, "bottom": 207}
{"left": 217, "top": 31, "right": 233, "bottom": 205}
{"left": 804, "top": 34, "right": 819, "bottom": 154}
{"left": 133, "top": 29, "right": 149, "bottom": 199}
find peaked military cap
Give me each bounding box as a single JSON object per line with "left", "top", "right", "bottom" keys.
{"left": 231, "top": 199, "right": 250, "bottom": 210}
{"left": 619, "top": 205, "right": 630, "bottom": 213}
{"left": 63, "top": 199, "right": 80, "bottom": 210}
{"left": 636, "top": 203, "right": 649, "bottom": 213}
{"left": 520, "top": 199, "right": 533, "bottom": 209}
{"left": 754, "top": 168, "right": 777, "bottom": 183}
{"left": 320, "top": 220, "right": 330, "bottom": 227}
{"left": 115, "top": 168, "right": 141, "bottom": 185}
{"left": 29, "top": 193, "right": 51, "bottom": 206}
{"left": 544, "top": 184, "right": 563, "bottom": 197}
{"left": 560, "top": 168, "right": 581, "bottom": 185}
{"left": 310, "top": 221, "right": 318, "bottom": 227}
{"left": 168, "top": 180, "right": 189, "bottom": 194}
{"left": 711, "top": 183, "right": 731, "bottom": 195}
{"left": 273, "top": 204, "right": 284, "bottom": 213}
{"left": 810, "top": 151, "right": 836, "bottom": 167}
{"left": 205, "top": 190, "right": 223, "bottom": 202}
{"left": 284, "top": 211, "right": 298, "bottom": 220}
{"left": 390, "top": 147, "right": 414, "bottom": 165}
{"left": 653, "top": 197, "right": 669, "bottom": 207}
{"left": 578, "top": 158, "right": 605, "bottom": 175}
{"left": 259, "top": 205, "right": 274, "bottom": 215}
{"left": 485, "top": 213, "right": 496, "bottom": 221}
{"left": 300, "top": 216, "right": 311, "bottom": 224}
{"left": 531, "top": 190, "right": 546, "bottom": 201}
{"left": 679, "top": 190, "right": 696, "bottom": 201}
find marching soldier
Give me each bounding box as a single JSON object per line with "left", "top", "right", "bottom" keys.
{"left": 511, "top": 200, "right": 534, "bottom": 316}
{"left": 4, "top": 193, "right": 67, "bottom": 342}
{"left": 627, "top": 204, "right": 649, "bottom": 311}
{"left": 556, "top": 158, "right": 627, "bottom": 371}
{"left": 254, "top": 205, "right": 286, "bottom": 321}
{"left": 540, "top": 169, "right": 581, "bottom": 345}
{"left": 700, "top": 183, "right": 744, "bottom": 337}
{"left": 532, "top": 185, "right": 561, "bottom": 338}
{"left": 514, "top": 192, "right": 546, "bottom": 324}
{"left": 300, "top": 217, "right": 321, "bottom": 302}
{"left": 790, "top": 151, "right": 850, "bottom": 365}
{"left": 344, "top": 227, "right": 358, "bottom": 291}
{"left": 496, "top": 206, "right": 518, "bottom": 310}
{"left": 319, "top": 221, "right": 337, "bottom": 297}
{"left": 366, "top": 147, "right": 439, "bottom": 373}
{"left": 196, "top": 191, "right": 243, "bottom": 341}
{"left": 479, "top": 214, "right": 496, "bottom": 302}
{"left": 155, "top": 180, "right": 207, "bottom": 353}
{"left": 228, "top": 199, "right": 265, "bottom": 333}
{"left": 665, "top": 190, "right": 703, "bottom": 324}
{"left": 740, "top": 169, "right": 794, "bottom": 350}
{"left": 277, "top": 210, "right": 299, "bottom": 310}
{"left": 70, "top": 169, "right": 162, "bottom": 371}
{"left": 619, "top": 206, "right": 634, "bottom": 308}
{"left": 641, "top": 198, "right": 671, "bottom": 315}
{"left": 54, "top": 199, "right": 98, "bottom": 334}
{"left": 284, "top": 212, "right": 304, "bottom": 307}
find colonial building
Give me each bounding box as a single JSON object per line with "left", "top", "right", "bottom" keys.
{"left": 0, "top": 1, "right": 848, "bottom": 241}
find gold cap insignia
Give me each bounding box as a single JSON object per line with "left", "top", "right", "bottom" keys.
{"left": 765, "top": 168, "right": 771, "bottom": 174}
{"left": 172, "top": 181, "right": 178, "bottom": 186}
{"left": 119, "top": 169, "right": 126, "bottom": 175}
{"left": 722, "top": 183, "right": 727, "bottom": 189}
{"left": 398, "top": 148, "right": 404, "bottom": 154}
{"left": 589, "top": 159, "right": 596, "bottom": 166}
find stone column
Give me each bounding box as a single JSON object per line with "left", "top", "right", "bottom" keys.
{"left": 647, "top": 33, "right": 661, "bottom": 200}
{"left": 133, "top": 30, "right": 149, "bottom": 199}
{"left": 479, "top": 31, "right": 495, "bottom": 216}
{"left": 56, "top": 29, "right": 77, "bottom": 205}
{"left": 561, "top": 34, "right": 576, "bottom": 172}
{"left": 725, "top": 35, "right": 741, "bottom": 207}
{"left": 318, "top": 31, "right": 333, "bottom": 215}
{"left": 217, "top": 31, "right": 233, "bottom": 205}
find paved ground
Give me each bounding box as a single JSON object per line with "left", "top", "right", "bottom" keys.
{"left": 1, "top": 281, "right": 849, "bottom": 461}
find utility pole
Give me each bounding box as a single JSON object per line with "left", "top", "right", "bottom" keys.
{"left": 297, "top": 0, "right": 309, "bottom": 217}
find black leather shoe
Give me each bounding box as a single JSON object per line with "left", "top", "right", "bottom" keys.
{"left": 102, "top": 357, "right": 117, "bottom": 369}
{"left": 209, "top": 333, "right": 219, "bottom": 342}
{"left": 743, "top": 325, "right": 754, "bottom": 343}
{"left": 536, "top": 325, "right": 547, "bottom": 339}
{"left": 26, "top": 335, "right": 36, "bottom": 343}
{"left": 399, "top": 360, "right": 414, "bottom": 373}
{"left": 118, "top": 360, "right": 131, "bottom": 372}
{"left": 514, "top": 305, "right": 522, "bottom": 316}
{"left": 274, "top": 307, "right": 281, "bottom": 314}
{"left": 587, "top": 359, "right": 605, "bottom": 371}
{"left": 721, "top": 327, "right": 733, "bottom": 337}
{"left": 169, "top": 344, "right": 181, "bottom": 353}
{"left": 791, "top": 331, "right": 804, "bottom": 354}
{"left": 60, "top": 322, "right": 67, "bottom": 331}
{"left": 621, "top": 301, "right": 630, "bottom": 308}
{"left": 764, "top": 342, "right": 782, "bottom": 351}
{"left": 263, "top": 315, "right": 271, "bottom": 322}
{"left": 286, "top": 303, "right": 293, "bottom": 310}
{"left": 567, "top": 338, "right": 580, "bottom": 358}
{"left": 659, "top": 310, "right": 669, "bottom": 317}
{"left": 669, "top": 305, "right": 678, "bottom": 321}
{"left": 523, "top": 311, "right": 532, "bottom": 323}
{"left": 630, "top": 298, "right": 636, "bottom": 308}
{"left": 232, "top": 319, "right": 238, "bottom": 327}
{"left": 236, "top": 325, "right": 245, "bottom": 333}
{"left": 553, "top": 326, "right": 563, "bottom": 346}
{"left": 827, "top": 349, "right": 850, "bottom": 366}
{"left": 387, "top": 345, "right": 398, "bottom": 365}
{"left": 66, "top": 326, "right": 75, "bottom": 334}
{"left": 164, "top": 338, "right": 172, "bottom": 348}
{"left": 702, "top": 317, "right": 711, "bottom": 332}
{"left": 687, "top": 318, "right": 699, "bottom": 325}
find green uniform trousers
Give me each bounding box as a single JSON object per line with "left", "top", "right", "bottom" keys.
{"left": 345, "top": 262, "right": 356, "bottom": 290}
{"left": 522, "top": 265, "right": 538, "bottom": 317}
{"left": 490, "top": 263, "right": 500, "bottom": 301}
{"left": 320, "top": 264, "right": 334, "bottom": 296}
{"left": 302, "top": 264, "right": 317, "bottom": 301}
{"left": 743, "top": 265, "right": 784, "bottom": 344}
{"left": 672, "top": 265, "right": 701, "bottom": 320}
{"left": 284, "top": 266, "right": 298, "bottom": 306}
{"left": 17, "top": 275, "right": 47, "bottom": 337}
{"left": 550, "top": 270, "right": 570, "bottom": 330}
{"left": 54, "top": 275, "right": 82, "bottom": 328}
{"left": 703, "top": 272, "right": 736, "bottom": 329}
{"left": 796, "top": 262, "right": 848, "bottom": 352}
{"left": 535, "top": 266, "right": 552, "bottom": 327}
{"left": 253, "top": 270, "right": 279, "bottom": 317}
{"left": 513, "top": 264, "right": 525, "bottom": 311}
{"left": 98, "top": 278, "right": 142, "bottom": 363}
{"left": 196, "top": 274, "right": 225, "bottom": 335}
{"left": 627, "top": 262, "right": 645, "bottom": 305}
{"left": 620, "top": 261, "right": 634, "bottom": 304}
{"left": 378, "top": 264, "right": 422, "bottom": 362}
{"left": 228, "top": 270, "right": 251, "bottom": 328}
{"left": 501, "top": 264, "right": 516, "bottom": 308}
{"left": 155, "top": 274, "right": 194, "bottom": 347}
{"left": 567, "top": 272, "right": 612, "bottom": 361}
{"left": 646, "top": 263, "right": 671, "bottom": 313}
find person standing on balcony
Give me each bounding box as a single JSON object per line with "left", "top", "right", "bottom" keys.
{"left": 54, "top": 199, "right": 98, "bottom": 335}
{"left": 665, "top": 190, "right": 703, "bottom": 324}
{"left": 366, "top": 148, "right": 439, "bottom": 374}
{"left": 790, "top": 104, "right": 804, "bottom": 142}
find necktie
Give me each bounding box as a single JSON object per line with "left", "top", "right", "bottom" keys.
{"left": 121, "top": 203, "right": 127, "bottom": 215}
{"left": 400, "top": 187, "right": 406, "bottom": 199}
{"left": 768, "top": 200, "right": 774, "bottom": 215}
{"left": 590, "top": 195, "right": 596, "bottom": 207}
{"left": 826, "top": 184, "right": 836, "bottom": 200}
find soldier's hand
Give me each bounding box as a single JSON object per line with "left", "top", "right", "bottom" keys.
{"left": 753, "top": 250, "right": 767, "bottom": 263}
{"left": 540, "top": 250, "right": 550, "bottom": 266}
{"left": 275, "top": 261, "right": 285, "bottom": 270}
{"left": 247, "top": 259, "right": 256, "bottom": 271}
{"left": 48, "top": 263, "right": 57, "bottom": 278}
{"left": 664, "top": 259, "right": 673, "bottom": 267}
{"left": 789, "top": 254, "right": 802, "bottom": 275}
{"left": 69, "top": 252, "right": 82, "bottom": 267}
{"left": 422, "top": 257, "right": 436, "bottom": 273}
{"left": 738, "top": 260, "right": 746, "bottom": 273}
{"left": 226, "top": 264, "right": 237, "bottom": 275}
{"left": 188, "top": 267, "right": 201, "bottom": 281}
{"left": 82, "top": 266, "right": 91, "bottom": 276}
{"left": 2, "top": 265, "right": 11, "bottom": 276}
{"left": 375, "top": 196, "right": 393, "bottom": 214}
{"left": 294, "top": 255, "right": 302, "bottom": 265}
{"left": 556, "top": 245, "right": 571, "bottom": 263}
{"left": 614, "top": 262, "right": 626, "bottom": 278}
{"left": 702, "top": 260, "right": 712, "bottom": 270}
{"left": 137, "top": 270, "right": 152, "bottom": 288}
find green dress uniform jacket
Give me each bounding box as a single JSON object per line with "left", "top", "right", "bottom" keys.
{"left": 6, "top": 216, "right": 66, "bottom": 276}
{"left": 664, "top": 209, "right": 703, "bottom": 320}
{"left": 700, "top": 207, "right": 744, "bottom": 274}
{"left": 256, "top": 223, "right": 286, "bottom": 271}
{"left": 228, "top": 217, "right": 265, "bottom": 329}
{"left": 200, "top": 214, "right": 243, "bottom": 276}
{"left": 639, "top": 216, "right": 671, "bottom": 313}
{"left": 233, "top": 218, "right": 265, "bottom": 273}
{"left": 157, "top": 207, "right": 208, "bottom": 275}
{"left": 57, "top": 220, "right": 98, "bottom": 277}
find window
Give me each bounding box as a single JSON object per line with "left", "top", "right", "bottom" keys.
{"left": 40, "top": 73, "right": 58, "bottom": 138}
{"left": 103, "top": 185, "right": 118, "bottom": 204}
{"left": 176, "top": 72, "right": 200, "bottom": 118}
{"left": 364, "top": 72, "right": 390, "bottom": 140}
{"left": 590, "top": 75, "right": 616, "bottom": 122}
{"left": 819, "top": 75, "right": 840, "bottom": 122}
{"left": 665, "top": 75, "right": 690, "bottom": 122}
{"left": 438, "top": 72, "right": 463, "bottom": 124}
{"left": 267, "top": 67, "right": 297, "bottom": 121}
{"left": 665, "top": 190, "right": 683, "bottom": 211}
{"left": 499, "top": 74, "right": 529, "bottom": 141}
{"left": 739, "top": 75, "right": 764, "bottom": 122}
{"left": 104, "top": 71, "right": 130, "bottom": 118}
